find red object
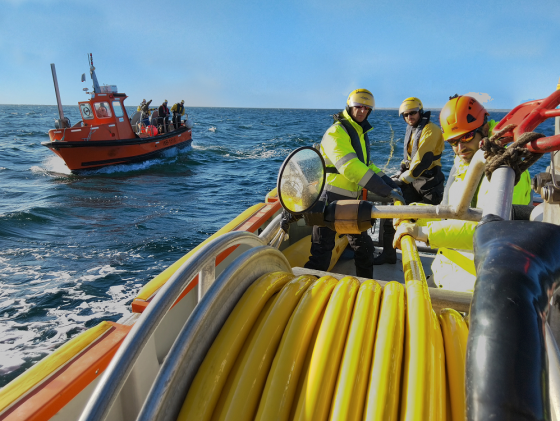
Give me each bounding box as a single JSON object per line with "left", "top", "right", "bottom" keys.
{"left": 494, "top": 89, "right": 560, "bottom": 153}
{"left": 146, "top": 125, "right": 158, "bottom": 136}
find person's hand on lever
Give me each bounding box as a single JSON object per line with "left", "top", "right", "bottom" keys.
{"left": 392, "top": 222, "right": 428, "bottom": 249}
{"left": 388, "top": 189, "right": 406, "bottom": 204}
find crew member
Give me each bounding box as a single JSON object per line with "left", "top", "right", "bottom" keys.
{"left": 138, "top": 99, "right": 153, "bottom": 116}
{"left": 171, "top": 100, "right": 186, "bottom": 130}
{"left": 304, "top": 89, "right": 403, "bottom": 278}
{"left": 393, "top": 95, "right": 532, "bottom": 292}
{"left": 97, "top": 104, "right": 109, "bottom": 118}
{"left": 158, "top": 100, "right": 170, "bottom": 133}
{"left": 374, "top": 97, "right": 445, "bottom": 265}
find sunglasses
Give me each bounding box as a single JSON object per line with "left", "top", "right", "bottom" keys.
{"left": 402, "top": 111, "right": 418, "bottom": 118}
{"left": 353, "top": 105, "right": 371, "bottom": 110}
{"left": 447, "top": 127, "right": 482, "bottom": 146}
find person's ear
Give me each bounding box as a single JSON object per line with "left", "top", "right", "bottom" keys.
{"left": 481, "top": 123, "right": 489, "bottom": 137}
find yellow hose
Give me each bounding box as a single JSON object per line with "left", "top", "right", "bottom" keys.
{"left": 363, "top": 281, "right": 405, "bottom": 421}
{"left": 439, "top": 308, "right": 469, "bottom": 421}
{"left": 292, "top": 277, "right": 360, "bottom": 421}
{"left": 393, "top": 198, "right": 434, "bottom": 421}
{"left": 211, "top": 275, "right": 317, "bottom": 421}
{"left": 399, "top": 237, "right": 432, "bottom": 420}
{"left": 429, "top": 309, "right": 447, "bottom": 421}
{"left": 254, "top": 276, "right": 339, "bottom": 421}
{"left": 178, "top": 271, "right": 294, "bottom": 421}
{"left": 329, "top": 280, "right": 382, "bottom": 421}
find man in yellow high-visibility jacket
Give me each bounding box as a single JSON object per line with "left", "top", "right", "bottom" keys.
{"left": 393, "top": 95, "right": 532, "bottom": 292}
{"left": 304, "top": 89, "right": 403, "bottom": 278}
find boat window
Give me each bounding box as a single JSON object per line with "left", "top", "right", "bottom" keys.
{"left": 94, "top": 102, "right": 112, "bottom": 119}
{"left": 112, "top": 101, "right": 124, "bottom": 118}
{"left": 80, "top": 103, "right": 94, "bottom": 120}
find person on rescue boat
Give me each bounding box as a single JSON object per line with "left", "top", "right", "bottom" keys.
{"left": 171, "top": 100, "right": 186, "bottom": 130}
{"left": 158, "top": 100, "right": 170, "bottom": 133}
{"left": 392, "top": 94, "right": 532, "bottom": 292}
{"left": 303, "top": 89, "right": 404, "bottom": 279}
{"left": 96, "top": 103, "right": 109, "bottom": 118}
{"left": 138, "top": 99, "right": 153, "bottom": 116}
{"left": 374, "top": 97, "right": 445, "bottom": 266}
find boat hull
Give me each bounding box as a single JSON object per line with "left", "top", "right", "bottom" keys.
{"left": 42, "top": 127, "right": 192, "bottom": 172}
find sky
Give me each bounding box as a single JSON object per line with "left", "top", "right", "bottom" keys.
{"left": 1, "top": 0, "right": 559, "bottom": 109}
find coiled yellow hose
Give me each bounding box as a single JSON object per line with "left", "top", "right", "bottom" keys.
{"left": 181, "top": 257, "right": 468, "bottom": 420}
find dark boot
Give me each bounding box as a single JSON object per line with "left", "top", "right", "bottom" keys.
{"left": 373, "top": 222, "right": 397, "bottom": 265}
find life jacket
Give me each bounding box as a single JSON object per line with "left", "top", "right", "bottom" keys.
{"left": 402, "top": 111, "right": 440, "bottom": 169}
{"left": 173, "top": 103, "right": 184, "bottom": 114}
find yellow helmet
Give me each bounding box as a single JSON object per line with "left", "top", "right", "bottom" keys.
{"left": 347, "top": 89, "right": 375, "bottom": 109}
{"left": 399, "top": 97, "right": 423, "bottom": 116}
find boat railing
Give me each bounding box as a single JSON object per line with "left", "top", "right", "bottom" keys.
{"left": 136, "top": 244, "right": 292, "bottom": 421}
{"left": 78, "top": 230, "right": 271, "bottom": 421}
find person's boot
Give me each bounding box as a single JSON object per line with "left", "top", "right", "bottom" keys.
{"left": 373, "top": 230, "right": 397, "bottom": 265}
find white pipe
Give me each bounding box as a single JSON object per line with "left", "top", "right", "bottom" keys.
{"left": 482, "top": 166, "right": 515, "bottom": 220}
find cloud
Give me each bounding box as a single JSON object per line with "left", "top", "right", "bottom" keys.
{"left": 464, "top": 92, "right": 493, "bottom": 104}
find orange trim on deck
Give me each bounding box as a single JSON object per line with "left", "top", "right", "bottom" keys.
{"left": 130, "top": 200, "right": 282, "bottom": 313}
{"left": 0, "top": 322, "right": 131, "bottom": 421}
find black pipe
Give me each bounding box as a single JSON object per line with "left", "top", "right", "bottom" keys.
{"left": 469, "top": 220, "right": 560, "bottom": 420}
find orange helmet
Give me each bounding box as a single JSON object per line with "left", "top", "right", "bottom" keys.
{"left": 440, "top": 95, "right": 489, "bottom": 141}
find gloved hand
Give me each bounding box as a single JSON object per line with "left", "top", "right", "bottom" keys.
{"left": 388, "top": 189, "right": 406, "bottom": 204}
{"left": 281, "top": 209, "right": 302, "bottom": 232}
{"left": 302, "top": 200, "right": 326, "bottom": 227}
{"left": 392, "top": 222, "right": 428, "bottom": 249}
{"left": 394, "top": 177, "right": 407, "bottom": 188}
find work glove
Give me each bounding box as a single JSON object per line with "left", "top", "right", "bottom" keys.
{"left": 302, "top": 200, "right": 326, "bottom": 227}
{"left": 388, "top": 189, "right": 406, "bottom": 205}
{"left": 392, "top": 222, "right": 428, "bottom": 249}
{"left": 281, "top": 209, "right": 301, "bottom": 233}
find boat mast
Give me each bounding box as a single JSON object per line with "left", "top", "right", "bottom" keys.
{"left": 50, "top": 63, "right": 67, "bottom": 127}
{"left": 89, "top": 53, "right": 101, "bottom": 94}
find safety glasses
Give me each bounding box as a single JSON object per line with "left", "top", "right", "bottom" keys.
{"left": 447, "top": 127, "right": 482, "bottom": 146}
{"left": 402, "top": 111, "right": 418, "bottom": 118}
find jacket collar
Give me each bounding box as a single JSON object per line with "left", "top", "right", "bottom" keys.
{"left": 342, "top": 109, "right": 373, "bottom": 134}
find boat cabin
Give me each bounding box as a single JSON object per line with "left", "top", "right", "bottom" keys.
{"left": 48, "top": 91, "right": 135, "bottom": 143}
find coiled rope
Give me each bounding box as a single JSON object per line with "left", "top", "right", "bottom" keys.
{"left": 481, "top": 123, "right": 545, "bottom": 184}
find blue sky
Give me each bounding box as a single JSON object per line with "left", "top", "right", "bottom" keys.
{"left": 1, "top": 0, "right": 559, "bottom": 109}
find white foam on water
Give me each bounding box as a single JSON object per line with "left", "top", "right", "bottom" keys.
{"left": 32, "top": 155, "right": 72, "bottom": 175}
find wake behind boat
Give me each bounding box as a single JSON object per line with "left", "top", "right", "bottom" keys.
{"left": 42, "top": 54, "right": 193, "bottom": 173}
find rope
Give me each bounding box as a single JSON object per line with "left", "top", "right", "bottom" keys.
{"left": 382, "top": 121, "right": 396, "bottom": 171}
{"left": 480, "top": 123, "right": 545, "bottom": 184}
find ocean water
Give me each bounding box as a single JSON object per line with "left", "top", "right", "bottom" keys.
{"left": 0, "top": 103, "right": 554, "bottom": 387}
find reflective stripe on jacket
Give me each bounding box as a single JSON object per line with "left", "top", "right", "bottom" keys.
{"left": 321, "top": 109, "right": 392, "bottom": 199}
{"left": 400, "top": 117, "right": 445, "bottom": 184}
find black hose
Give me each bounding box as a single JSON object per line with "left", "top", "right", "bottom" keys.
{"left": 468, "top": 220, "right": 560, "bottom": 420}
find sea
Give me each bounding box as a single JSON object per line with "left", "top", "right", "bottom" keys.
{"left": 0, "top": 104, "right": 554, "bottom": 387}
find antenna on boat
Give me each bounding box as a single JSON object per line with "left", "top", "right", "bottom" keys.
{"left": 88, "top": 53, "right": 101, "bottom": 94}
{"left": 50, "top": 63, "right": 69, "bottom": 129}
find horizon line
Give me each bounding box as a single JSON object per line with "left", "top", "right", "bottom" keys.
{"left": 0, "top": 104, "right": 514, "bottom": 112}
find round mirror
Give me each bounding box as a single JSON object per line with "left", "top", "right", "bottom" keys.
{"left": 277, "top": 146, "right": 326, "bottom": 214}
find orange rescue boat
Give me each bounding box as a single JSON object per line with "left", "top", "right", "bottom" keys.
{"left": 43, "top": 54, "right": 192, "bottom": 172}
